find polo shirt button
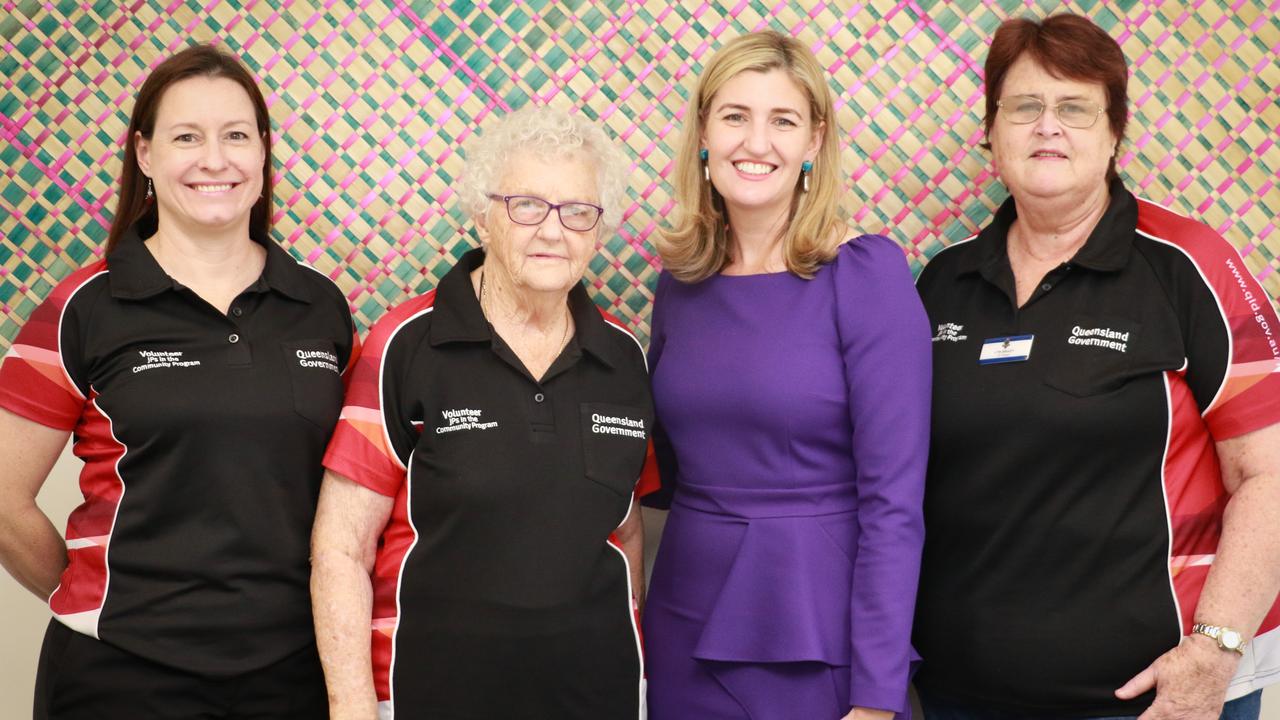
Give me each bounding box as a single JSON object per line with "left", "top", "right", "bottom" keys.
{"left": 534, "top": 392, "right": 545, "bottom": 403}
{"left": 231, "top": 307, "right": 243, "bottom": 317}
{"left": 228, "top": 333, "right": 240, "bottom": 344}
{"left": 1041, "top": 283, "right": 1052, "bottom": 292}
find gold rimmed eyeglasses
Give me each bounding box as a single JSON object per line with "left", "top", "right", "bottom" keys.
{"left": 997, "top": 95, "right": 1107, "bottom": 129}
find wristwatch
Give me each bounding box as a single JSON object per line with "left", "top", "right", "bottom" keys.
{"left": 1191, "top": 623, "right": 1247, "bottom": 655}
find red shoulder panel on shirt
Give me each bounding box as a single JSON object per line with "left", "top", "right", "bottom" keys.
{"left": 0, "top": 260, "right": 108, "bottom": 429}
{"left": 1136, "top": 198, "right": 1280, "bottom": 437}
{"left": 323, "top": 290, "right": 437, "bottom": 495}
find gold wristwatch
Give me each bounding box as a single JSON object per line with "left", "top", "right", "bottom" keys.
{"left": 1190, "top": 623, "right": 1247, "bottom": 655}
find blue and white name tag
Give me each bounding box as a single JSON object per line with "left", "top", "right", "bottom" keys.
{"left": 979, "top": 335, "right": 1034, "bottom": 365}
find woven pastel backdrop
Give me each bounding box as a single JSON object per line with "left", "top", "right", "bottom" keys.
{"left": 1, "top": 0, "right": 1278, "bottom": 347}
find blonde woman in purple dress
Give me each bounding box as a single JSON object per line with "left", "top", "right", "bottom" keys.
{"left": 641, "top": 31, "right": 932, "bottom": 720}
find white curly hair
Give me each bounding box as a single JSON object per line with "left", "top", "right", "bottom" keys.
{"left": 458, "top": 104, "right": 630, "bottom": 234}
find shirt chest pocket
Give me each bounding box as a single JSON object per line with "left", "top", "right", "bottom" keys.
{"left": 1042, "top": 315, "right": 1143, "bottom": 397}
{"left": 579, "top": 402, "right": 650, "bottom": 497}
{"left": 281, "top": 340, "right": 344, "bottom": 430}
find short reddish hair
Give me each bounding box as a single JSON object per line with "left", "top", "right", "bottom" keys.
{"left": 983, "top": 13, "right": 1129, "bottom": 182}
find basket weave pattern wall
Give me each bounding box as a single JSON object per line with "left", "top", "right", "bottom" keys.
{"left": 2, "top": 1, "right": 1277, "bottom": 346}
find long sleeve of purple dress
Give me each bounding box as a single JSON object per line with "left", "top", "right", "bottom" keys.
{"left": 642, "top": 235, "right": 931, "bottom": 717}
{"left": 835, "top": 236, "right": 931, "bottom": 710}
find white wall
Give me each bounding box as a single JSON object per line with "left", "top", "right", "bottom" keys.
{"left": 2, "top": 450, "right": 1276, "bottom": 717}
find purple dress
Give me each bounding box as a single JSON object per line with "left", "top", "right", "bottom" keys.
{"left": 642, "top": 235, "right": 932, "bottom": 719}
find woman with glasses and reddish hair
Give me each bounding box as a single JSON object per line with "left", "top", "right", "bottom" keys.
{"left": 0, "top": 44, "right": 357, "bottom": 719}
{"left": 312, "top": 105, "right": 654, "bottom": 719}
{"left": 913, "top": 13, "right": 1280, "bottom": 720}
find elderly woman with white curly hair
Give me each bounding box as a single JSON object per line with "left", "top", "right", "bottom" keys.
{"left": 311, "top": 104, "right": 654, "bottom": 720}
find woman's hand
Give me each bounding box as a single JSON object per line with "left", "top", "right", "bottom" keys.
{"left": 842, "top": 707, "right": 896, "bottom": 720}
{"left": 1114, "top": 634, "right": 1237, "bottom": 719}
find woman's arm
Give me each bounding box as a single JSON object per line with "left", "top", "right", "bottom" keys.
{"left": 311, "top": 469, "right": 395, "bottom": 720}
{"left": 0, "top": 407, "right": 71, "bottom": 599}
{"left": 1201, "top": 422, "right": 1280, "bottom": 635}
{"left": 614, "top": 495, "right": 646, "bottom": 612}
{"left": 836, "top": 238, "right": 932, "bottom": 716}
{"left": 1116, "top": 422, "right": 1280, "bottom": 718}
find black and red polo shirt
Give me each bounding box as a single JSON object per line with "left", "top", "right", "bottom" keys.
{"left": 912, "top": 179, "right": 1280, "bottom": 714}
{"left": 0, "top": 223, "right": 358, "bottom": 676}
{"left": 322, "top": 247, "right": 655, "bottom": 719}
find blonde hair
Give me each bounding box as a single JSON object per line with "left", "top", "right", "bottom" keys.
{"left": 660, "top": 31, "right": 845, "bottom": 282}
{"left": 458, "top": 104, "right": 630, "bottom": 234}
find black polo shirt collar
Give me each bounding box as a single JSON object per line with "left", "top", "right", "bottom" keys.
{"left": 959, "top": 178, "right": 1138, "bottom": 282}
{"left": 429, "top": 248, "right": 625, "bottom": 369}
{"left": 107, "top": 223, "right": 315, "bottom": 304}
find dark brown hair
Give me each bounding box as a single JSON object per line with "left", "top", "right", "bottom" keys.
{"left": 105, "top": 44, "right": 273, "bottom": 253}
{"left": 983, "top": 13, "right": 1129, "bottom": 182}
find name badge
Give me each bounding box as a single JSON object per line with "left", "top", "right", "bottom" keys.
{"left": 979, "top": 335, "right": 1034, "bottom": 365}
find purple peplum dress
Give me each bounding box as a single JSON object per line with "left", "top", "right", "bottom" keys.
{"left": 642, "top": 235, "right": 932, "bottom": 719}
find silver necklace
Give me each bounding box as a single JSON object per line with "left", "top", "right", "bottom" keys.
{"left": 479, "top": 269, "right": 571, "bottom": 350}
